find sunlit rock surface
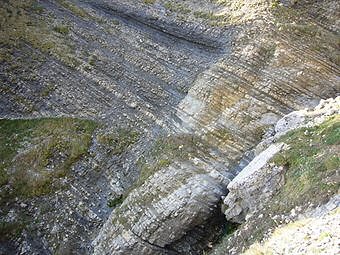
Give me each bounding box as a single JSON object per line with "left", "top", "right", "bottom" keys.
{"left": 0, "top": 0, "right": 339, "bottom": 254}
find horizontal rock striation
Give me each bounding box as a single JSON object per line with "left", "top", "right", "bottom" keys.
{"left": 0, "top": 0, "right": 223, "bottom": 126}
{"left": 94, "top": 0, "right": 340, "bottom": 254}
{"left": 1, "top": 0, "right": 339, "bottom": 254}
{"left": 92, "top": 0, "right": 228, "bottom": 48}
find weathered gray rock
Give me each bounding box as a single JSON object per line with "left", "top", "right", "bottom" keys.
{"left": 1, "top": 0, "right": 339, "bottom": 254}
{"left": 223, "top": 143, "right": 285, "bottom": 223}
{"left": 275, "top": 97, "right": 340, "bottom": 137}
{"left": 222, "top": 97, "right": 340, "bottom": 224}
{"left": 93, "top": 159, "right": 231, "bottom": 254}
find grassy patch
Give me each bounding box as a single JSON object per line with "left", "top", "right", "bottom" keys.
{"left": 0, "top": 118, "right": 97, "bottom": 202}
{"left": 56, "top": 0, "right": 90, "bottom": 19}
{"left": 97, "top": 129, "right": 140, "bottom": 155}
{"left": 143, "top": 0, "right": 156, "bottom": 4}
{"left": 270, "top": 115, "right": 340, "bottom": 211}
{"left": 0, "top": 0, "right": 81, "bottom": 68}
{"left": 0, "top": 213, "right": 30, "bottom": 241}
{"left": 164, "top": 2, "right": 191, "bottom": 15}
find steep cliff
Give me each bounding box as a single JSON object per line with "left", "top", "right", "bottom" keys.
{"left": 0, "top": 0, "right": 339, "bottom": 254}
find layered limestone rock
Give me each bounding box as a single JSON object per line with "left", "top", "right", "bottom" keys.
{"left": 94, "top": 159, "right": 230, "bottom": 254}
{"left": 1, "top": 1, "right": 225, "bottom": 253}
{"left": 0, "top": 0, "right": 222, "bottom": 126}
{"left": 206, "top": 97, "right": 339, "bottom": 254}
{"left": 1, "top": 0, "right": 339, "bottom": 254}
{"left": 94, "top": 0, "right": 339, "bottom": 254}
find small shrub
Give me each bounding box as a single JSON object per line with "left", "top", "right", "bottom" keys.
{"left": 88, "top": 54, "right": 97, "bottom": 66}
{"left": 108, "top": 195, "right": 124, "bottom": 208}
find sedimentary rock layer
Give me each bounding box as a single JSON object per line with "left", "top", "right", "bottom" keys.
{"left": 0, "top": 0, "right": 339, "bottom": 254}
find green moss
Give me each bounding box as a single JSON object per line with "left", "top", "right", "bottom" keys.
{"left": 0, "top": 118, "right": 97, "bottom": 202}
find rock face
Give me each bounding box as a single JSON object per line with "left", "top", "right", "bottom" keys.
{"left": 93, "top": 159, "right": 231, "bottom": 254}
{"left": 93, "top": 0, "right": 339, "bottom": 253}
{"left": 223, "top": 143, "right": 286, "bottom": 224}
{"left": 0, "top": 0, "right": 339, "bottom": 254}
{"left": 223, "top": 97, "right": 340, "bottom": 224}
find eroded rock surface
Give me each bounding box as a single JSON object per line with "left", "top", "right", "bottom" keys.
{"left": 0, "top": 0, "right": 339, "bottom": 254}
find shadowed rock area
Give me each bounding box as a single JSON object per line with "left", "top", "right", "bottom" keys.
{"left": 0, "top": 0, "right": 339, "bottom": 254}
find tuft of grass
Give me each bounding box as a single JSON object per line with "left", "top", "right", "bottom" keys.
{"left": 40, "top": 83, "right": 56, "bottom": 97}
{"left": 164, "top": 2, "right": 191, "bottom": 15}
{"left": 88, "top": 54, "right": 97, "bottom": 66}
{"left": 31, "top": 2, "right": 44, "bottom": 14}
{"left": 0, "top": 118, "right": 97, "bottom": 202}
